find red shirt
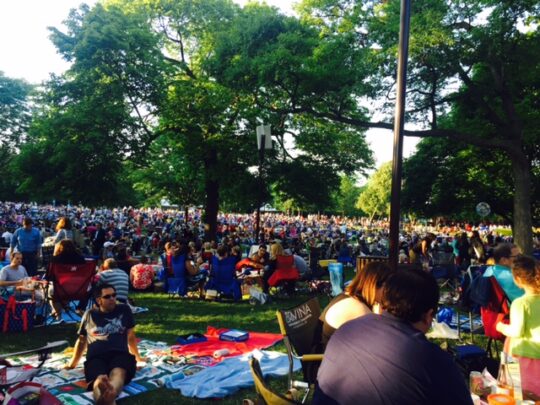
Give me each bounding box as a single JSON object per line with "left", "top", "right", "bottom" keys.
{"left": 130, "top": 264, "right": 155, "bottom": 290}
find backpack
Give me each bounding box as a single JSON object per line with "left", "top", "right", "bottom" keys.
{"left": 461, "top": 266, "right": 490, "bottom": 308}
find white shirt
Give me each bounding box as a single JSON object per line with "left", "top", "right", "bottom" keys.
{"left": 2, "top": 231, "right": 12, "bottom": 244}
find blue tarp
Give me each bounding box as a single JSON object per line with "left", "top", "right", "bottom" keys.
{"left": 165, "top": 350, "right": 301, "bottom": 399}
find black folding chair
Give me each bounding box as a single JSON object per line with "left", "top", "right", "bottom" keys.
{"left": 276, "top": 297, "right": 323, "bottom": 403}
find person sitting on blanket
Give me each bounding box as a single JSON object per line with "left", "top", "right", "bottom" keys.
{"left": 65, "top": 283, "right": 145, "bottom": 405}
{"left": 0, "top": 251, "right": 45, "bottom": 303}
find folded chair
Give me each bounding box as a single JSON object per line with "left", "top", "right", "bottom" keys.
{"left": 249, "top": 357, "right": 301, "bottom": 405}
{"left": 46, "top": 261, "right": 96, "bottom": 321}
{"left": 205, "top": 256, "right": 241, "bottom": 301}
{"left": 276, "top": 297, "right": 323, "bottom": 403}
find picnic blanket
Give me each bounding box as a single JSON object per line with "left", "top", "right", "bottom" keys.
{"left": 165, "top": 349, "right": 301, "bottom": 399}
{"left": 5, "top": 340, "right": 205, "bottom": 405}
{"left": 171, "top": 326, "right": 283, "bottom": 359}
{"left": 5, "top": 327, "right": 285, "bottom": 403}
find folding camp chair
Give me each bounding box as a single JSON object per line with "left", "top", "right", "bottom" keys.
{"left": 276, "top": 297, "right": 323, "bottom": 403}
{"left": 205, "top": 256, "right": 241, "bottom": 301}
{"left": 454, "top": 265, "right": 487, "bottom": 342}
{"left": 46, "top": 261, "right": 96, "bottom": 321}
{"left": 268, "top": 255, "right": 300, "bottom": 295}
{"left": 480, "top": 276, "right": 510, "bottom": 357}
{"left": 248, "top": 357, "right": 301, "bottom": 405}
{"left": 0, "top": 340, "right": 68, "bottom": 395}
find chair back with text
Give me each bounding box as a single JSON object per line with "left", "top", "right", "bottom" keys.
{"left": 277, "top": 297, "right": 322, "bottom": 387}
{"left": 48, "top": 261, "right": 96, "bottom": 302}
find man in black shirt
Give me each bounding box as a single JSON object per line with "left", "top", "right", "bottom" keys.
{"left": 65, "top": 284, "right": 144, "bottom": 405}
{"left": 314, "top": 268, "right": 472, "bottom": 405}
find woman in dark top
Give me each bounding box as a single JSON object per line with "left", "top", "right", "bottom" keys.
{"left": 319, "top": 261, "right": 394, "bottom": 349}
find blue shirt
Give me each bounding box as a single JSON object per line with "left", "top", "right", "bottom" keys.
{"left": 314, "top": 312, "right": 472, "bottom": 405}
{"left": 11, "top": 227, "right": 42, "bottom": 253}
{"left": 483, "top": 264, "right": 524, "bottom": 302}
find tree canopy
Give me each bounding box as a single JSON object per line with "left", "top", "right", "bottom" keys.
{"left": 0, "top": 0, "right": 538, "bottom": 250}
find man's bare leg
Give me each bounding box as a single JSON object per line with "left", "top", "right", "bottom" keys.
{"left": 93, "top": 374, "right": 116, "bottom": 405}
{"left": 107, "top": 367, "right": 127, "bottom": 404}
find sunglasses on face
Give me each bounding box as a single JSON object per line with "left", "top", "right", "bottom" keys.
{"left": 100, "top": 293, "right": 117, "bottom": 300}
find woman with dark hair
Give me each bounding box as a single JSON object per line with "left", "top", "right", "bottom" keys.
{"left": 319, "top": 261, "right": 394, "bottom": 349}
{"left": 51, "top": 239, "right": 86, "bottom": 265}
{"left": 469, "top": 230, "right": 486, "bottom": 263}
{"left": 453, "top": 232, "right": 471, "bottom": 269}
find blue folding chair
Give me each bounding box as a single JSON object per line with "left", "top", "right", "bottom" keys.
{"left": 205, "top": 256, "right": 241, "bottom": 301}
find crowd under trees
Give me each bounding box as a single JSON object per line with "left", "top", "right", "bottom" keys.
{"left": 0, "top": 0, "right": 538, "bottom": 249}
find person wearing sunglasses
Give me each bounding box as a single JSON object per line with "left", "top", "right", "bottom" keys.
{"left": 65, "top": 283, "right": 144, "bottom": 405}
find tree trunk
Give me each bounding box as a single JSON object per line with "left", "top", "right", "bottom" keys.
{"left": 203, "top": 148, "right": 219, "bottom": 242}
{"left": 511, "top": 152, "right": 533, "bottom": 254}
{"left": 184, "top": 206, "right": 189, "bottom": 223}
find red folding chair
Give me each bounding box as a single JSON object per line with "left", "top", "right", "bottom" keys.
{"left": 268, "top": 255, "right": 300, "bottom": 291}
{"left": 480, "top": 276, "right": 510, "bottom": 357}
{"left": 46, "top": 261, "right": 96, "bottom": 321}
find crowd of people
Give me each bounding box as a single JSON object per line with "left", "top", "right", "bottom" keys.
{"left": 1, "top": 201, "right": 540, "bottom": 404}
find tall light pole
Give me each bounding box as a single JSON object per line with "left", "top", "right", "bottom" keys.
{"left": 255, "top": 124, "right": 272, "bottom": 244}
{"left": 389, "top": 0, "right": 412, "bottom": 270}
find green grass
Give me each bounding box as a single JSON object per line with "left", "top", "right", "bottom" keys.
{"left": 3, "top": 266, "right": 488, "bottom": 404}
{"left": 493, "top": 228, "right": 512, "bottom": 237}
{"left": 1, "top": 289, "right": 332, "bottom": 405}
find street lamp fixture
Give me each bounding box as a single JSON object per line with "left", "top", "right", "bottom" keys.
{"left": 255, "top": 124, "right": 272, "bottom": 243}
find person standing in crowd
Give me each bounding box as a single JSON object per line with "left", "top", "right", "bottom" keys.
{"left": 65, "top": 284, "right": 144, "bottom": 405}
{"left": 496, "top": 255, "right": 540, "bottom": 400}
{"left": 10, "top": 217, "right": 42, "bottom": 276}
{"left": 92, "top": 222, "right": 106, "bottom": 256}
{"left": 484, "top": 243, "right": 524, "bottom": 302}
{"left": 469, "top": 230, "right": 486, "bottom": 263}
{"left": 314, "top": 268, "right": 472, "bottom": 405}
{"left": 53, "top": 217, "right": 74, "bottom": 245}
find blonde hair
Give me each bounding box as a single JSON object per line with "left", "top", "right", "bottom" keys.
{"left": 269, "top": 242, "right": 284, "bottom": 260}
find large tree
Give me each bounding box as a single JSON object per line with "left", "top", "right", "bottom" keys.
{"left": 357, "top": 162, "right": 392, "bottom": 221}
{"left": 287, "top": 0, "right": 540, "bottom": 252}
{"left": 401, "top": 137, "right": 520, "bottom": 223}
{"left": 13, "top": 1, "right": 372, "bottom": 239}
{"left": 13, "top": 4, "right": 166, "bottom": 205}
{"left": 0, "top": 72, "right": 34, "bottom": 200}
